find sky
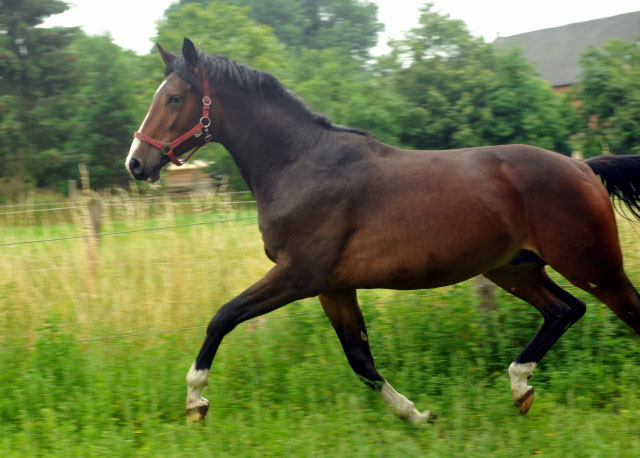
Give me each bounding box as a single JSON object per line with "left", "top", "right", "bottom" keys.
{"left": 42, "top": 0, "right": 640, "bottom": 56}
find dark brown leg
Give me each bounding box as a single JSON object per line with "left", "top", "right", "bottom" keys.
{"left": 578, "top": 276, "right": 640, "bottom": 335}
{"left": 484, "top": 263, "right": 586, "bottom": 414}
{"left": 319, "top": 290, "right": 433, "bottom": 424}
{"left": 186, "top": 265, "right": 315, "bottom": 421}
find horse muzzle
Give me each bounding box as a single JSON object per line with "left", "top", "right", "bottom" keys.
{"left": 126, "top": 153, "right": 163, "bottom": 182}
{"left": 127, "top": 157, "right": 146, "bottom": 180}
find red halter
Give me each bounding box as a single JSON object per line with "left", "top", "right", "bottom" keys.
{"left": 134, "top": 68, "right": 213, "bottom": 166}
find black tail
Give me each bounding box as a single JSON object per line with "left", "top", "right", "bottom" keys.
{"left": 585, "top": 155, "right": 640, "bottom": 220}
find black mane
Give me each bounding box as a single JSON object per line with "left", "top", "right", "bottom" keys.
{"left": 165, "top": 52, "right": 369, "bottom": 137}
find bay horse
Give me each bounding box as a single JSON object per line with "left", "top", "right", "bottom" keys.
{"left": 126, "top": 38, "right": 640, "bottom": 424}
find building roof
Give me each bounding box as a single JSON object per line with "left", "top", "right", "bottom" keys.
{"left": 493, "top": 11, "right": 640, "bottom": 87}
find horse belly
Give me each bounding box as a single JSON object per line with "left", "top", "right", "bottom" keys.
{"left": 328, "top": 215, "right": 520, "bottom": 290}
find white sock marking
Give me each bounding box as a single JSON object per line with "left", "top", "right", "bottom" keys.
{"left": 380, "top": 381, "right": 431, "bottom": 423}
{"left": 186, "top": 362, "right": 210, "bottom": 410}
{"left": 509, "top": 361, "right": 536, "bottom": 401}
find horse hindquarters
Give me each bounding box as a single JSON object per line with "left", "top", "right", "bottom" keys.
{"left": 494, "top": 155, "right": 640, "bottom": 413}
{"left": 528, "top": 164, "right": 640, "bottom": 335}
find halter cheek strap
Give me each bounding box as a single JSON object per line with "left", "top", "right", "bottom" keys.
{"left": 134, "top": 68, "right": 213, "bottom": 166}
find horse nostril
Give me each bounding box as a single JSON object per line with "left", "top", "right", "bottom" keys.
{"left": 129, "top": 157, "right": 143, "bottom": 176}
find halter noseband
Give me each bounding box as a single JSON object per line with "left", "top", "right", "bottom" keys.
{"left": 134, "top": 68, "right": 213, "bottom": 166}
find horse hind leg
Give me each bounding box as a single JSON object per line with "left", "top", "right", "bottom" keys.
{"left": 538, "top": 217, "right": 640, "bottom": 335}
{"left": 484, "top": 261, "right": 586, "bottom": 414}
{"left": 318, "top": 290, "right": 434, "bottom": 424}
{"left": 579, "top": 274, "right": 640, "bottom": 335}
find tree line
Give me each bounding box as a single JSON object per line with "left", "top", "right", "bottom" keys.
{"left": 1, "top": 0, "right": 639, "bottom": 196}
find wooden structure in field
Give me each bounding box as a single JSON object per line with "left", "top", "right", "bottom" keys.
{"left": 164, "top": 159, "right": 214, "bottom": 193}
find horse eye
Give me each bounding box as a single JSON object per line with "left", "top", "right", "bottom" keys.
{"left": 168, "top": 95, "right": 183, "bottom": 104}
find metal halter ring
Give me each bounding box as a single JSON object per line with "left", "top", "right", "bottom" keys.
{"left": 202, "top": 96, "right": 212, "bottom": 106}
{"left": 200, "top": 117, "right": 211, "bottom": 128}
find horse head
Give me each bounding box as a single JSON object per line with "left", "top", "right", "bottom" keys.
{"left": 126, "top": 38, "right": 215, "bottom": 182}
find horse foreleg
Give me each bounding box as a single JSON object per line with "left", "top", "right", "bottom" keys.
{"left": 319, "top": 290, "right": 434, "bottom": 424}
{"left": 484, "top": 263, "right": 586, "bottom": 414}
{"left": 186, "top": 264, "right": 313, "bottom": 422}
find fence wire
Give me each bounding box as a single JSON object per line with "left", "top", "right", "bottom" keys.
{"left": 1, "top": 192, "right": 639, "bottom": 352}
{"left": 0, "top": 191, "right": 253, "bottom": 209}
{"left": 0, "top": 200, "right": 256, "bottom": 216}
{"left": 0, "top": 215, "right": 258, "bottom": 247}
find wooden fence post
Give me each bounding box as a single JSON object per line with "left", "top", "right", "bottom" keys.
{"left": 474, "top": 275, "right": 497, "bottom": 313}
{"left": 79, "top": 164, "right": 102, "bottom": 280}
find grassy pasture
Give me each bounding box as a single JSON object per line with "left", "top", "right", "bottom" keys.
{"left": 1, "top": 193, "right": 640, "bottom": 456}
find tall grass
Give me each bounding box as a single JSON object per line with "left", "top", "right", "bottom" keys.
{"left": 1, "top": 192, "right": 640, "bottom": 456}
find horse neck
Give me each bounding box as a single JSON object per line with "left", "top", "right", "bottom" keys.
{"left": 216, "top": 87, "right": 327, "bottom": 196}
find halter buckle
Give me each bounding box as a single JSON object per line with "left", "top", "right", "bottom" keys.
{"left": 200, "top": 117, "right": 211, "bottom": 128}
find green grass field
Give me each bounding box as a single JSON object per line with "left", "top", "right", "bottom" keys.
{"left": 1, "top": 194, "right": 640, "bottom": 456}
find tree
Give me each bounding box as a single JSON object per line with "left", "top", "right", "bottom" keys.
{"left": 155, "top": 1, "right": 285, "bottom": 72}
{"left": 383, "top": 4, "right": 575, "bottom": 153}
{"left": 578, "top": 39, "right": 640, "bottom": 156}
{"left": 0, "top": 0, "right": 78, "bottom": 193}
{"left": 168, "top": 0, "right": 383, "bottom": 59}
{"left": 285, "top": 48, "right": 408, "bottom": 146}
{"left": 62, "top": 33, "right": 138, "bottom": 189}
{"left": 487, "top": 47, "right": 576, "bottom": 154}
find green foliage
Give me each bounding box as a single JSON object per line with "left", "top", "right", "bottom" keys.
{"left": 386, "top": 4, "right": 575, "bottom": 153}
{"left": 0, "top": 0, "right": 67, "bottom": 27}
{"left": 578, "top": 40, "right": 640, "bottom": 156}
{"left": 171, "top": 0, "right": 383, "bottom": 59}
{"left": 488, "top": 48, "right": 577, "bottom": 154}
{"left": 63, "top": 33, "right": 138, "bottom": 189}
{"left": 155, "top": 1, "right": 285, "bottom": 73}
{"left": 0, "top": 199, "right": 639, "bottom": 455}
{"left": 2, "top": 266, "right": 640, "bottom": 455}
{"left": 0, "top": 0, "right": 635, "bottom": 194}
{"left": 284, "top": 48, "right": 408, "bottom": 146}
{"left": 0, "top": 0, "right": 78, "bottom": 190}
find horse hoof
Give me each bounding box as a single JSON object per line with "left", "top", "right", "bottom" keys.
{"left": 186, "top": 399, "right": 209, "bottom": 422}
{"left": 408, "top": 409, "right": 437, "bottom": 425}
{"left": 515, "top": 387, "right": 534, "bottom": 415}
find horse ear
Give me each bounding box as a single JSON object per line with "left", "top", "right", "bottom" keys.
{"left": 156, "top": 43, "right": 176, "bottom": 67}
{"left": 182, "top": 38, "right": 199, "bottom": 69}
